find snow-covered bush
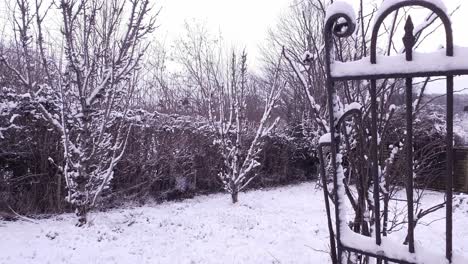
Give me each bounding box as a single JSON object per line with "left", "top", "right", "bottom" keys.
{"left": 455, "top": 112, "right": 468, "bottom": 145}
{"left": 382, "top": 105, "right": 448, "bottom": 188}
{"left": 1, "top": 93, "right": 320, "bottom": 217}
{"left": 111, "top": 111, "right": 219, "bottom": 203}
{"left": 111, "top": 110, "right": 319, "bottom": 205}
{"left": 256, "top": 132, "right": 319, "bottom": 185}
{"left": 0, "top": 87, "right": 65, "bottom": 215}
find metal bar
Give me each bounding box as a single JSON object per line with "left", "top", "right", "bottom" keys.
{"left": 370, "top": 79, "right": 381, "bottom": 246}
{"left": 342, "top": 246, "right": 414, "bottom": 264}
{"left": 405, "top": 77, "right": 415, "bottom": 253}
{"left": 403, "top": 16, "right": 416, "bottom": 254}
{"left": 328, "top": 90, "right": 343, "bottom": 264}
{"left": 324, "top": 12, "right": 355, "bottom": 263}
{"left": 318, "top": 144, "right": 338, "bottom": 264}
{"left": 446, "top": 75, "right": 454, "bottom": 262}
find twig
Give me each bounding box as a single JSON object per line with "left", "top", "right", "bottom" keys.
{"left": 7, "top": 205, "right": 38, "bottom": 224}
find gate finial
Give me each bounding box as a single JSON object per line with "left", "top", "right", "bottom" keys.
{"left": 403, "top": 16, "right": 415, "bottom": 61}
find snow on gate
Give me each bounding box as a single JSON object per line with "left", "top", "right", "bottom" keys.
{"left": 320, "top": 0, "right": 468, "bottom": 263}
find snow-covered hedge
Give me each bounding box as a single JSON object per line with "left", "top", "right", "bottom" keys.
{"left": 110, "top": 112, "right": 319, "bottom": 206}
{"left": 0, "top": 88, "right": 63, "bottom": 214}
{"left": 1, "top": 103, "right": 320, "bottom": 215}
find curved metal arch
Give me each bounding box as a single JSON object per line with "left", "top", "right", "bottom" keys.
{"left": 324, "top": 12, "right": 357, "bottom": 80}
{"left": 318, "top": 105, "right": 364, "bottom": 264}
{"left": 336, "top": 108, "right": 363, "bottom": 132}
{"left": 370, "top": 0, "right": 454, "bottom": 65}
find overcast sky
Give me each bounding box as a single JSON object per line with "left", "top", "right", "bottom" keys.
{"left": 157, "top": 0, "right": 467, "bottom": 54}
{"left": 156, "top": 0, "right": 468, "bottom": 94}
{"left": 0, "top": 0, "right": 466, "bottom": 93}
{"left": 157, "top": 0, "right": 290, "bottom": 63}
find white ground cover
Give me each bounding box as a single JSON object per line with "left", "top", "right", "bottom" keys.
{"left": 1, "top": 182, "right": 467, "bottom": 264}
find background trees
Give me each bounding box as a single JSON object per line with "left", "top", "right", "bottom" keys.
{"left": 0, "top": 0, "right": 318, "bottom": 221}
{"left": 0, "top": 0, "right": 466, "bottom": 228}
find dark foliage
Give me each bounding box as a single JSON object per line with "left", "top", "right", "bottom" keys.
{"left": 1, "top": 100, "right": 319, "bottom": 216}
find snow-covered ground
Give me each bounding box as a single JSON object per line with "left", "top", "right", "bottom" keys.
{"left": 1, "top": 182, "right": 467, "bottom": 264}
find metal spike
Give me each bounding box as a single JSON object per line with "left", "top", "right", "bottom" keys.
{"left": 403, "top": 16, "right": 416, "bottom": 61}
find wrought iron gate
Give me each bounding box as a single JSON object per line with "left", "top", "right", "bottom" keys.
{"left": 321, "top": 0, "right": 468, "bottom": 263}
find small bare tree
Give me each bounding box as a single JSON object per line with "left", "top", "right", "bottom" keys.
{"left": 212, "top": 51, "right": 285, "bottom": 203}
{"left": 174, "top": 23, "right": 286, "bottom": 203}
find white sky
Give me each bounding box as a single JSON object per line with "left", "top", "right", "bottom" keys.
{"left": 0, "top": 0, "right": 466, "bottom": 93}
{"left": 157, "top": 0, "right": 290, "bottom": 64}
{"left": 157, "top": 0, "right": 468, "bottom": 56}
{"left": 156, "top": 0, "right": 468, "bottom": 94}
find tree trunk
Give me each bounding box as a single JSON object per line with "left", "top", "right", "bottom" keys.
{"left": 230, "top": 180, "right": 239, "bottom": 203}
{"left": 56, "top": 172, "right": 62, "bottom": 212}
{"left": 231, "top": 191, "right": 239, "bottom": 203}
{"left": 76, "top": 205, "right": 88, "bottom": 227}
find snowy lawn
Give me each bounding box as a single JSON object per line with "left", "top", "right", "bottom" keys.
{"left": 1, "top": 182, "right": 467, "bottom": 264}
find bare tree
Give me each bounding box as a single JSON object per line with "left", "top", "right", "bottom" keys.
{"left": 173, "top": 21, "right": 225, "bottom": 117}
{"left": 213, "top": 51, "right": 285, "bottom": 203}
{"left": 0, "top": 0, "right": 157, "bottom": 225}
